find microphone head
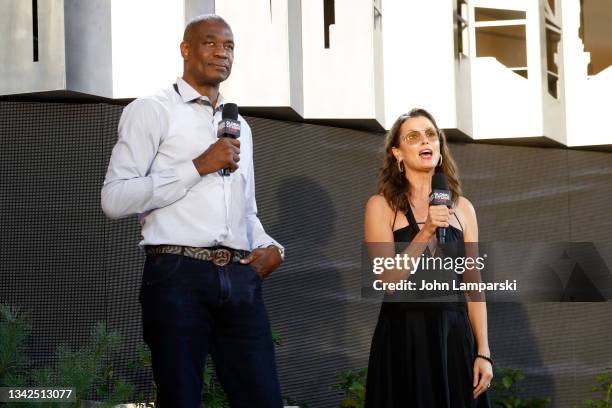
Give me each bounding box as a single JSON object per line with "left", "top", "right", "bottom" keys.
{"left": 430, "top": 173, "right": 451, "bottom": 207}
{"left": 218, "top": 103, "right": 241, "bottom": 139}
{"left": 222, "top": 103, "right": 239, "bottom": 120}
{"left": 432, "top": 173, "right": 449, "bottom": 191}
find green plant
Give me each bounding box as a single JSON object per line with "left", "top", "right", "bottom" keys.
{"left": 491, "top": 367, "right": 551, "bottom": 408}
{"left": 202, "top": 359, "right": 229, "bottom": 408}
{"left": 0, "top": 304, "right": 30, "bottom": 386}
{"left": 0, "top": 304, "right": 134, "bottom": 408}
{"left": 127, "top": 343, "right": 156, "bottom": 407}
{"left": 577, "top": 368, "right": 612, "bottom": 408}
{"left": 283, "top": 396, "right": 309, "bottom": 408}
{"left": 332, "top": 368, "right": 367, "bottom": 408}
{"left": 272, "top": 328, "right": 282, "bottom": 346}
{"left": 29, "top": 322, "right": 133, "bottom": 408}
{"left": 51, "top": 322, "right": 133, "bottom": 407}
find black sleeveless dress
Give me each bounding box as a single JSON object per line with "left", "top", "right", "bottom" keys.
{"left": 365, "top": 205, "right": 491, "bottom": 408}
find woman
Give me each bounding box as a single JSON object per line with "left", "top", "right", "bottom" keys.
{"left": 364, "top": 109, "right": 492, "bottom": 407}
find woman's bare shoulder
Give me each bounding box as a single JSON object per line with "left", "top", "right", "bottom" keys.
{"left": 365, "top": 194, "right": 395, "bottom": 222}
{"left": 456, "top": 196, "right": 475, "bottom": 214}
{"left": 455, "top": 196, "right": 477, "bottom": 231}
{"left": 366, "top": 194, "right": 393, "bottom": 212}
{"left": 364, "top": 194, "right": 397, "bottom": 240}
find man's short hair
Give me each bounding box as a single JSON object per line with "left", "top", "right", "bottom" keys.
{"left": 183, "top": 14, "right": 231, "bottom": 41}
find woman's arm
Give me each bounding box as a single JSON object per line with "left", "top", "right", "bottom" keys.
{"left": 460, "top": 197, "right": 490, "bottom": 354}
{"left": 459, "top": 197, "right": 493, "bottom": 398}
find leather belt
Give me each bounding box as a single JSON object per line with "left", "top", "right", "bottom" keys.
{"left": 145, "top": 245, "right": 250, "bottom": 267}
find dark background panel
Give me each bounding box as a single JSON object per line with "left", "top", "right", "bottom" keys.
{"left": 454, "top": 143, "right": 571, "bottom": 241}
{"left": 0, "top": 102, "right": 112, "bottom": 371}
{"left": 567, "top": 149, "right": 612, "bottom": 241}
{"left": 1, "top": 102, "right": 611, "bottom": 407}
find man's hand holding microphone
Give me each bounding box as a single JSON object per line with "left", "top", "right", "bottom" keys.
{"left": 193, "top": 103, "right": 241, "bottom": 176}
{"left": 192, "top": 137, "right": 240, "bottom": 175}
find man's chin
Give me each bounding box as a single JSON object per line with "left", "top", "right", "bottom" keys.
{"left": 185, "top": 69, "right": 230, "bottom": 86}
{"left": 189, "top": 76, "right": 229, "bottom": 88}
{"left": 208, "top": 72, "right": 230, "bottom": 84}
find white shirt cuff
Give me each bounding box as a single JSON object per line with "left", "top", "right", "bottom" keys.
{"left": 257, "top": 240, "right": 285, "bottom": 260}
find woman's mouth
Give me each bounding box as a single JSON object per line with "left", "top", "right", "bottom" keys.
{"left": 419, "top": 149, "right": 433, "bottom": 159}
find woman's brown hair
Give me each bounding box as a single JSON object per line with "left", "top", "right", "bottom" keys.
{"left": 378, "top": 108, "right": 462, "bottom": 212}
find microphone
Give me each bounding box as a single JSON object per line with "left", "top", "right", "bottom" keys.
{"left": 217, "top": 103, "right": 241, "bottom": 176}
{"left": 429, "top": 173, "right": 452, "bottom": 244}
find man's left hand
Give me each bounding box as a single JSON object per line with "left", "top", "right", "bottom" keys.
{"left": 240, "top": 248, "right": 283, "bottom": 279}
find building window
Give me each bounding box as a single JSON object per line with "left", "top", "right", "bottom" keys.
{"left": 324, "top": 0, "right": 335, "bottom": 49}
{"left": 456, "top": 0, "right": 469, "bottom": 57}
{"left": 579, "top": 0, "right": 612, "bottom": 76}
{"left": 545, "top": 28, "right": 561, "bottom": 98}
{"left": 544, "top": 3, "right": 560, "bottom": 99}
{"left": 474, "top": 7, "right": 528, "bottom": 78}
{"left": 32, "top": 0, "right": 39, "bottom": 62}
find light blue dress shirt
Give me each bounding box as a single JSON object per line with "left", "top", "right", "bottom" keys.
{"left": 101, "top": 77, "right": 282, "bottom": 252}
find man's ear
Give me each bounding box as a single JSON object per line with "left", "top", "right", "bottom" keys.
{"left": 180, "top": 41, "right": 189, "bottom": 60}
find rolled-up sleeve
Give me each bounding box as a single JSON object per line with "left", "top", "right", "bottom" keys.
{"left": 101, "top": 98, "right": 201, "bottom": 219}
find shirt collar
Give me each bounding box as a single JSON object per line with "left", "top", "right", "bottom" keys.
{"left": 175, "top": 77, "right": 225, "bottom": 111}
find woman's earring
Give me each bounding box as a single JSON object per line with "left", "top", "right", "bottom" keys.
{"left": 397, "top": 160, "right": 404, "bottom": 173}
{"left": 437, "top": 155, "right": 443, "bottom": 167}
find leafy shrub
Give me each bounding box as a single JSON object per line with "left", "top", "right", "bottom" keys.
{"left": 576, "top": 368, "right": 611, "bottom": 408}
{"left": 491, "top": 367, "right": 551, "bottom": 408}
{"left": 332, "top": 368, "right": 367, "bottom": 408}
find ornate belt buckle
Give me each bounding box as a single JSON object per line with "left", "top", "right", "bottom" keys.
{"left": 212, "top": 248, "right": 231, "bottom": 267}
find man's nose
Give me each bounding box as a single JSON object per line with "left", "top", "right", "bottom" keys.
{"left": 213, "top": 46, "right": 229, "bottom": 58}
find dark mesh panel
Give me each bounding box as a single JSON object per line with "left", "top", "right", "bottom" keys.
{"left": 567, "top": 149, "right": 612, "bottom": 241}
{"left": 0, "top": 101, "right": 116, "bottom": 377}
{"left": 455, "top": 143, "right": 571, "bottom": 241}
{"left": 1, "top": 102, "right": 611, "bottom": 407}
{"left": 247, "top": 118, "right": 382, "bottom": 406}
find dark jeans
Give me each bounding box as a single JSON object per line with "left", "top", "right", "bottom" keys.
{"left": 139, "top": 253, "right": 282, "bottom": 408}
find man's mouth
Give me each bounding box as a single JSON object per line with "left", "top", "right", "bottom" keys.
{"left": 209, "top": 63, "right": 228, "bottom": 70}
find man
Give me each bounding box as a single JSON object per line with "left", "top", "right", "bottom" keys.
{"left": 101, "top": 14, "right": 284, "bottom": 408}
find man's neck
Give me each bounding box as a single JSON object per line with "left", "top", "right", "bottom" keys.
{"left": 181, "top": 75, "right": 220, "bottom": 109}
